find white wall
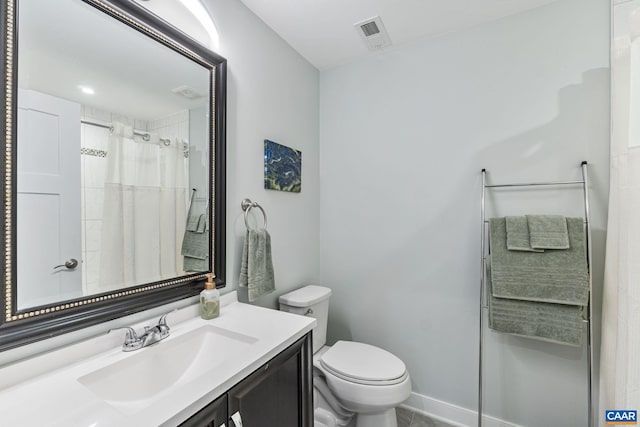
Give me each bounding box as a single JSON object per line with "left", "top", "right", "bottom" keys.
{"left": 319, "top": 0, "right": 609, "bottom": 426}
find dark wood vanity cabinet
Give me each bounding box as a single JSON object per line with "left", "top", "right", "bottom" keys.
{"left": 179, "top": 332, "right": 313, "bottom": 427}
{"left": 179, "top": 394, "right": 228, "bottom": 427}
{"left": 227, "top": 332, "right": 313, "bottom": 427}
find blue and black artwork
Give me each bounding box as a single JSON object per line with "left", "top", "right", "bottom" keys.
{"left": 264, "top": 140, "right": 301, "bottom": 193}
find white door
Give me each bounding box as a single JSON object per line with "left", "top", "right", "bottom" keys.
{"left": 17, "top": 89, "right": 82, "bottom": 309}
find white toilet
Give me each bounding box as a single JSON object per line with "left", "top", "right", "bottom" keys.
{"left": 279, "top": 285, "right": 411, "bottom": 427}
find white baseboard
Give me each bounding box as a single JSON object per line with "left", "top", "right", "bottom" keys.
{"left": 402, "top": 392, "right": 523, "bottom": 427}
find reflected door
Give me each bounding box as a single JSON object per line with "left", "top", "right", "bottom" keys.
{"left": 17, "top": 89, "right": 82, "bottom": 309}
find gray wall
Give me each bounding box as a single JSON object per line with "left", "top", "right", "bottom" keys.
{"left": 319, "top": 0, "right": 609, "bottom": 425}
{"left": 202, "top": 0, "right": 321, "bottom": 309}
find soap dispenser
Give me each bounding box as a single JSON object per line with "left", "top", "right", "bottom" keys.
{"left": 200, "top": 273, "right": 220, "bottom": 319}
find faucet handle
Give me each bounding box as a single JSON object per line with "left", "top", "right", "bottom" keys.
{"left": 158, "top": 309, "right": 178, "bottom": 328}
{"left": 155, "top": 309, "right": 178, "bottom": 339}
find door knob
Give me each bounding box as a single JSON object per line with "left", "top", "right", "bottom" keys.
{"left": 53, "top": 258, "right": 78, "bottom": 270}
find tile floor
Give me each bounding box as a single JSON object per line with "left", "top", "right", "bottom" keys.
{"left": 397, "top": 406, "right": 457, "bottom": 427}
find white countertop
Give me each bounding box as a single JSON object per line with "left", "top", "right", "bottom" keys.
{"left": 0, "top": 292, "right": 316, "bottom": 427}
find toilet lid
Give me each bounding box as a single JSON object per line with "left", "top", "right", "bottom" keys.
{"left": 319, "top": 341, "right": 407, "bottom": 385}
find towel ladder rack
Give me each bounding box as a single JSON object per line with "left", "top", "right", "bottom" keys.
{"left": 478, "top": 161, "right": 594, "bottom": 427}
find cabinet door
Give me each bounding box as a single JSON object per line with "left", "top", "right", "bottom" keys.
{"left": 179, "top": 394, "right": 228, "bottom": 427}
{"left": 227, "top": 333, "right": 313, "bottom": 427}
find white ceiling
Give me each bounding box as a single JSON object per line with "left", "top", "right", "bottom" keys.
{"left": 239, "top": 0, "right": 560, "bottom": 70}
{"left": 18, "top": 0, "right": 209, "bottom": 121}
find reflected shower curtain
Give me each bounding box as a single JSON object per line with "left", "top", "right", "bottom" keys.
{"left": 599, "top": 26, "right": 640, "bottom": 420}
{"left": 99, "top": 123, "right": 188, "bottom": 292}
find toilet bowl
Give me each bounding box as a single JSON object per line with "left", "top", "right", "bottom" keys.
{"left": 279, "top": 286, "right": 411, "bottom": 427}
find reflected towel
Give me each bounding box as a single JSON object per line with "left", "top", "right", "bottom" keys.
{"left": 489, "top": 217, "right": 588, "bottom": 305}
{"left": 487, "top": 257, "right": 584, "bottom": 346}
{"left": 196, "top": 213, "right": 207, "bottom": 233}
{"left": 527, "top": 215, "right": 570, "bottom": 249}
{"left": 506, "top": 216, "right": 543, "bottom": 252}
{"left": 183, "top": 255, "right": 208, "bottom": 272}
{"left": 186, "top": 214, "right": 200, "bottom": 232}
{"left": 239, "top": 229, "right": 275, "bottom": 302}
{"left": 182, "top": 214, "right": 208, "bottom": 260}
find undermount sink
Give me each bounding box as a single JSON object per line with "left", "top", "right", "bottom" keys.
{"left": 78, "top": 324, "right": 258, "bottom": 415}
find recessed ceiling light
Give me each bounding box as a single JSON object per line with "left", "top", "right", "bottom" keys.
{"left": 79, "top": 86, "right": 95, "bottom": 95}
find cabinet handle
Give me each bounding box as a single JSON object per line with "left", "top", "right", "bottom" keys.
{"left": 230, "top": 411, "right": 243, "bottom": 427}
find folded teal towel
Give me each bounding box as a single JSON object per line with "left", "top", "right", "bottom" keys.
{"left": 186, "top": 214, "right": 200, "bottom": 232}
{"left": 196, "top": 214, "right": 207, "bottom": 233}
{"left": 506, "top": 216, "right": 543, "bottom": 252}
{"left": 182, "top": 214, "right": 209, "bottom": 260}
{"left": 487, "top": 257, "right": 583, "bottom": 346}
{"left": 183, "top": 255, "right": 208, "bottom": 272}
{"left": 239, "top": 229, "right": 275, "bottom": 302}
{"left": 527, "top": 215, "right": 570, "bottom": 249}
{"left": 489, "top": 217, "right": 588, "bottom": 305}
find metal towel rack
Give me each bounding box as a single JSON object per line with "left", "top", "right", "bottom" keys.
{"left": 478, "top": 161, "right": 594, "bottom": 427}
{"left": 186, "top": 188, "right": 209, "bottom": 227}
{"left": 241, "top": 198, "right": 267, "bottom": 230}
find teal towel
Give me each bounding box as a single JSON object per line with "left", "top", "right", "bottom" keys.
{"left": 186, "top": 214, "right": 200, "bottom": 232}
{"left": 527, "top": 215, "right": 570, "bottom": 249}
{"left": 183, "top": 255, "right": 208, "bottom": 272}
{"left": 182, "top": 214, "right": 209, "bottom": 260}
{"left": 506, "top": 216, "right": 543, "bottom": 252}
{"left": 487, "top": 257, "right": 583, "bottom": 346}
{"left": 196, "top": 214, "right": 207, "bottom": 233}
{"left": 489, "top": 217, "right": 588, "bottom": 305}
{"left": 239, "top": 229, "right": 275, "bottom": 302}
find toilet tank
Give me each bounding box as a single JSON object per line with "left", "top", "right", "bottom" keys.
{"left": 279, "top": 285, "right": 331, "bottom": 353}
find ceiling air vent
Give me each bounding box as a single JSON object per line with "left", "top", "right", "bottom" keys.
{"left": 354, "top": 16, "right": 391, "bottom": 51}
{"left": 360, "top": 21, "right": 380, "bottom": 37}
{"left": 172, "top": 85, "right": 204, "bottom": 100}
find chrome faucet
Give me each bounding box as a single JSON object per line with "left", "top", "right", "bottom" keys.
{"left": 109, "top": 309, "right": 177, "bottom": 352}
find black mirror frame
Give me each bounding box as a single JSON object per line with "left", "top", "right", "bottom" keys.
{"left": 0, "top": 0, "right": 226, "bottom": 351}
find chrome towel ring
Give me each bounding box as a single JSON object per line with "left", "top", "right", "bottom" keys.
{"left": 241, "top": 198, "right": 267, "bottom": 230}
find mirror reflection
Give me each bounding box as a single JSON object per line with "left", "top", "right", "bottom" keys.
{"left": 16, "top": 0, "right": 211, "bottom": 310}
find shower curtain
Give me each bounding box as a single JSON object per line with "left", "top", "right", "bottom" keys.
{"left": 99, "top": 122, "right": 188, "bottom": 291}
{"left": 599, "top": 29, "right": 640, "bottom": 420}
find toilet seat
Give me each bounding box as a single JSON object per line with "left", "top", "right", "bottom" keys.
{"left": 319, "top": 341, "right": 408, "bottom": 386}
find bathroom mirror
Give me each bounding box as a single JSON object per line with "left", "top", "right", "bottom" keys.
{"left": 0, "top": 0, "right": 226, "bottom": 350}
